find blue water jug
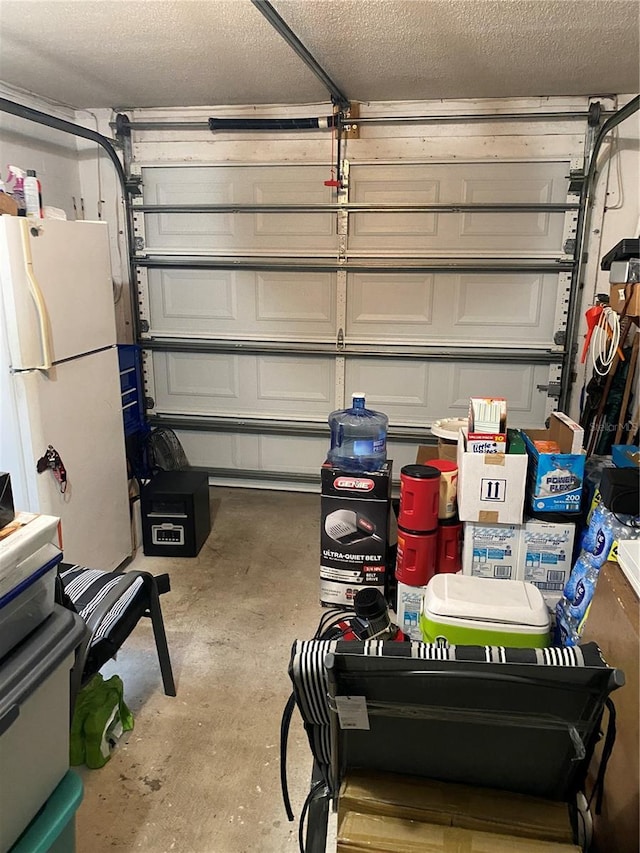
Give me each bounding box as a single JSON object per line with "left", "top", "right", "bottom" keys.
{"left": 328, "top": 393, "right": 388, "bottom": 472}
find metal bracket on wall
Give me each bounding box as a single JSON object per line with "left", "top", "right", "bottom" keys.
{"left": 568, "top": 168, "right": 585, "bottom": 196}
{"left": 537, "top": 382, "right": 561, "bottom": 398}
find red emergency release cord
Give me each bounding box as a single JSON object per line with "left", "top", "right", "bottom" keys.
{"left": 324, "top": 111, "right": 341, "bottom": 188}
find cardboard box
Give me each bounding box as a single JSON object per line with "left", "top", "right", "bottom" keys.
{"left": 395, "top": 580, "right": 427, "bottom": 640}
{"left": 0, "top": 195, "right": 19, "bottom": 216}
{"left": 462, "top": 519, "right": 575, "bottom": 603}
{"left": 612, "top": 444, "right": 640, "bottom": 468}
{"left": 462, "top": 521, "right": 521, "bottom": 580}
{"left": 521, "top": 518, "right": 575, "bottom": 606}
{"left": 320, "top": 461, "right": 393, "bottom": 607}
{"left": 523, "top": 413, "right": 586, "bottom": 514}
{"left": 457, "top": 428, "right": 527, "bottom": 524}
{"left": 610, "top": 281, "right": 640, "bottom": 317}
{"left": 337, "top": 811, "right": 580, "bottom": 853}
{"left": 468, "top": 397, "right": 508, "bottom": 453}
{"left": 338, "top": 772, "right": 577, "bottom": 849}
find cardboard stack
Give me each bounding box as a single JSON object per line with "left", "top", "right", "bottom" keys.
{"left": 462, "top": 518, "right": 576, "bottom": 606}
{"left": 337, "top": 771, "right": 581, "bottom": 853}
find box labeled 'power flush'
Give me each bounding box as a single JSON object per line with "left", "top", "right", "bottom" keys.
{"left": 320, "top": 461, "right": 394, "bottom": 607}
{"left": 523, "top": 413, "right": 586, "bottom": 514}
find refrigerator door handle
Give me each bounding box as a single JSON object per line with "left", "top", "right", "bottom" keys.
{"left": 19, "top": 219, "right": 52, "bottom": 370}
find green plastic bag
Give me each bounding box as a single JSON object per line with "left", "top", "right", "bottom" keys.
{"left": 70, "top": 674, "right": 134, "bottom": 769}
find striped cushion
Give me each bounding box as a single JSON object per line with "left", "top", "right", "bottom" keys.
{"left": 60, "top": 564, "right": 147, "bottom": 676}
{"left": 288, "top": 639, "right": 608, "bottom": 771}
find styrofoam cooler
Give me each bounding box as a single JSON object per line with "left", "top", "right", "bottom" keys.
{"left": 0, "top": 606, "right": 86, "bottom": 852}
{"left": 420, "top": 574, "right": 551, "bottom": 648}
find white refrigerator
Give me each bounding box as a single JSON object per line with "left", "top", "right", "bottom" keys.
{"left": 0, "top": 217, "right": 132, "bottom": 570}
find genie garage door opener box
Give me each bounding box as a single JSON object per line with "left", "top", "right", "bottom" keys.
{"left": 321, "top": 461, "right": 393, "bottom": 607}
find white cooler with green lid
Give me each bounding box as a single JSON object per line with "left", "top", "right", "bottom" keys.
{"left": 420, "top": 574, "right": 550, "bottom": 648}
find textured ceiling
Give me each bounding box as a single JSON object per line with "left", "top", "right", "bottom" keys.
{"left": 0, "top": 0, "right": 638, "bottom": 109}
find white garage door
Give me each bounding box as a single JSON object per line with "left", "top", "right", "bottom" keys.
{"left": 132, "top": 114, "right": 581, "bottom": 488}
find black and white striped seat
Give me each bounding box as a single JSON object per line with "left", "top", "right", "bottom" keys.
{"left": 287, "top": 639, "right": 622, "bottom": 809}
{"left": 59, "top": 562, "right": 176, "bottom": 698}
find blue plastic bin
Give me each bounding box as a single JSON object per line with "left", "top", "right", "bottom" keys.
{"left": 10, "top": 771, "right": 83, "bottom": 853}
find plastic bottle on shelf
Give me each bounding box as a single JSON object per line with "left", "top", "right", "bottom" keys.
{"left": 24, "top": 170, "right": 43, "bottom": 218}
{"left": 327, "top": 392, "right": 388, "bottom": 472}
{"left": 6, "top": 165, "right": 26, "bottom": 213}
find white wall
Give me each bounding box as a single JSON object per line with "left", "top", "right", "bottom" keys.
{"left": 0, "top": 83, "right": 82, "bottom": 220}
{"left": 0, "top": 83, "right": 133, "bottom": 341}
{"left": 75, "top": 108, "right": 133, "bottom": 342}
{"left": 572, "top": 95, "right": 640, "bottom": 421}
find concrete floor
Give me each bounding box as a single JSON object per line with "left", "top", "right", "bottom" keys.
{"left": 78, "top": 487, "right": 331, "bottom": 853}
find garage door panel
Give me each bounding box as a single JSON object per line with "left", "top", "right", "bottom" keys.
{"left": 133, "top": 125, "right": 580, "bottom": 487}
{"left": 349, "top": 162, "right": 568, "bottom": 254}
{"left": 461, "top": 177, "right": 557, "bottom": 238}
{"left": 142, "top": 165, "right": 337, "bottom": 252}
{"left": 255, "top": 272, "right": 335, "bottom": 329}
{"left": 346, "top": 360, "right": 430, "bottom": 414}
{"left": 161, "top": 351, "right": 240, "bottom": 400}
{"left": 454, "top": 274, "right": 544, "bottom": 328}
{"left": 345, "top": 358, "right": 550, "bottom": 426}
{"left": 448, "top": 363, "right": 546, "bottom": 421}
{"left": 178, "top": 430, "right": 327, "bottom": 475}
{"left": 147, "top": 268, "right": 336, "bottom": 339}
{"left": 153, "top": 352, "right": 335, "bottom": 417}
{"left": 254, "top": 179, "right": 334, "bottom": 237}
{"left": 347, "top": 274, "right": 434, "bottom": 331}
{"left": 257, "top": 357, "right": 333, "bottom": 406}
{"left": 346, "top": 273, "right": 557, "bottom": 344}
{"left": 350, "top": 179, "right": 439, "bottom": 238}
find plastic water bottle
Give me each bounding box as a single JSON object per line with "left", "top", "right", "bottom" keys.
{"left": 562, "top": 554, "right": 593, "bottom": 602}
{"left": 328, "top": 393, "right": 388, "bottom": 472}
{"left": 555, "top": 600, "right": 581, "bottom": 647}
{"left": 581, "top": 504, "right": 617, "bottom": 568}
{"left": 567, "top": 561, "right": 601, "bottom": 620}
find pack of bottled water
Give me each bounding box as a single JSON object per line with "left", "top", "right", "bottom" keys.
{"left": 555, "top": 501, "right": 640, "bottom": 646}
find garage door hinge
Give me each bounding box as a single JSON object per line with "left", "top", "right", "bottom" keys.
{"left": 537, "top": 383, "right": 561, "bottom": 398}
{"left": 125, "top": 175, "right": 143, "bottom": 197}
{"left": 568, "top": 169, "right": 585, "bottom": 195}
{"left": 337, "top": 328, "right": 345, "bottom": 350}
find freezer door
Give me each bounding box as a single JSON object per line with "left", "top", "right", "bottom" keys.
{"left": 8, "top": 348, "right": 131, "bottom": 570}
{"left": 0, "top": 218, "right": 117, "bottom": 369}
